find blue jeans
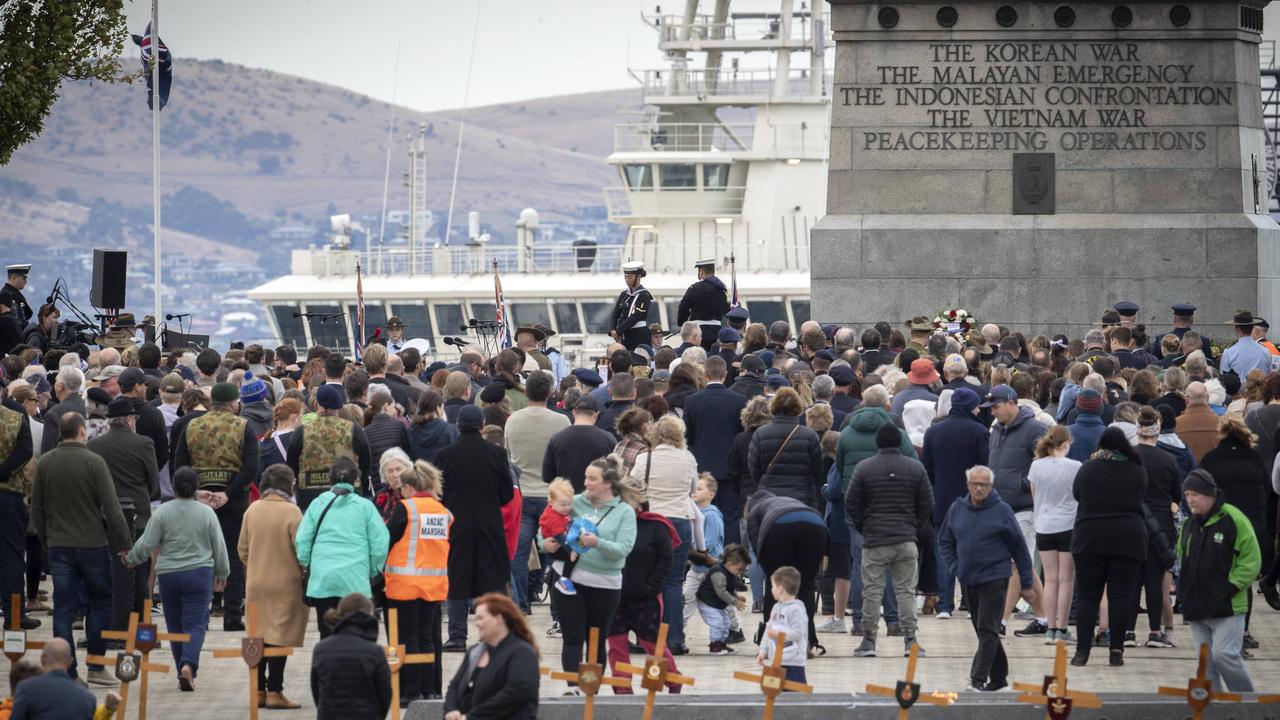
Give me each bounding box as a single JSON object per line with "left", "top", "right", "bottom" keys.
{"left": 697, "top": 601, "right": 731, "bottom": 643}
{"left": 746, "top": 519, "right": 765, "bottom": 603}
{"left": 0, "top": 493, "right": 27, "bottom": 625}
{"left": 49, "top": 546, "right": 114, "bottom": 677}
{"left": 849, "top": 529, "right": 898, "bottom": 624}
{"left": 511, "top": 496, "right": 547, "bottom": 612}
{"left": 934, "top": 522, "right": 957, "bottom": 613}
{"left": 158, "top": 567, "right": 214, "bottom": 675}
{"left": 663, "top": 518, "right": 693, "bottom": 648}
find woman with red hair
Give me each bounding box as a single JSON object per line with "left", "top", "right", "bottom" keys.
{"left": 444, "top": 593, "right": 540, "bottom": 720}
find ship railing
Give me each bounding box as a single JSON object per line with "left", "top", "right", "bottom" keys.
{"left": 629, "top": 67, "right": 830, "bottom": 100}
{"left": 615, "top": 122, "right": 755, "bottom": 153}
{"left": 295, "top": 243, "right": 629, "bottom": 277}
{"left": 603, "top": 186, "right": 747, "bottom": 221}
{"left": 613, "top": 121, "right": 827, "bottom": 157}
{"left": 644, "top": 11, "right": 830, "bottom": 47}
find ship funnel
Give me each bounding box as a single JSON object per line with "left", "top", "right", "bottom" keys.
{"left": 468, "top": 211, "right": 480, "bottom": 241}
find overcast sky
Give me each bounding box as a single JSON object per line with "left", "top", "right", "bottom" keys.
{"left": 122, "top": 1, "right": 675, "bottom": 112}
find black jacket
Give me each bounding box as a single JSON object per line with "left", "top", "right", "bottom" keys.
{"left": 1136, "top": 444, "right": 1182, "bottom": 542}
{"left": 745, "top": 490, "right": 825, "bottom": 556}
{"left": 729, "top": 373, "right": 765, "bottom": 401}
{"left": 1198, "top": 435, "right": 1268, "bottom": 542}
{"left": 1070, "top": 452, "right": 1147, "bottom": 561}
{"left": 596, "top": 399, "right": 635, "bottom": 440}
{"left": 684, "top": 383, "right": 746, "bottom": 480}
{"left": 435, "top": 431, "right": 515, "bottom": 599}
{"left": 622, "top": 514, "right": 673, "bottom": 601}
{"left": 87, "top": 427, "right": 160, "bottom": 529}
{"left": 130, "top": 395, "right": 169, "bottom": 472}
{"left": 444, "top": 634, "right": 540, "bottom": 720}
{"left": 677, "top": 276, "right": 730, "bottom": 324}
{"left": 845, "top": 448, "right": 933, "bottom": 548}
{"left": 727, "top": 427, "right": 757, "bottom": 508}
{"left": 747, "top": 415, "right": 824, "bottom": 508}
{"left": 41, "top": 395, "right": 85, "bottom": 455}
{"left": 364, "top": 414, "right": 409, "bottom": 487}
{"left": 310, "top": 611, "right": 392, "bottom": 720}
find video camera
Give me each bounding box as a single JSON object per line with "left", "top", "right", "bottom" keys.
{"left": 50, "top": 319, "right": 97, "bottom": 349}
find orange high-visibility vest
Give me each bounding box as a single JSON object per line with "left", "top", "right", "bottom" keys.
{"left": 384, "top": 495, "right": 451, "bottom": 602}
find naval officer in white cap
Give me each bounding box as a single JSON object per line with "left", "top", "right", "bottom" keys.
{"left": 611, "top": 260, "right": 652, "bottom": 351}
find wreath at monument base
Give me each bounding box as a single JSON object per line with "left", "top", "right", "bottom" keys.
{"left": 933, "top": 308, "right": 975, "bottom": 336}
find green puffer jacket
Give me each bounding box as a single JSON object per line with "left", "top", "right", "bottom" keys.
{"left": 1177, "top": 498, "right": 1261, "bottom": 621}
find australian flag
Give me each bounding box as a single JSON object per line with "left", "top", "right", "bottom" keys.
{"left": 131, "top": 23, "right": 172, "bottom": 110}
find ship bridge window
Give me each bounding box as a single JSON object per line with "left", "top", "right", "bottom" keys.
{"left": 582, "top": 301, "right": 615, "bottom": 334}
{"left": 745, "top": 299, "right": 786, "bottom": 328}
{"left": 790, "top": 299, "right": 811, "bottom": 325}
{"left": 434, "top": 303, "right": 465, "bottom": 339}
{"left": 510, "top": 302, "right": 551, "bottom": 330}
{"left": 350, "top": 303, "right": 389, "bottom": 344}
{"left": 660, "top": 164, "right": 697, "bottom": 190}
{"left": 388, "top": 304, "right": 432, "bottom": 344}
{"left": 469, "top": 302, "right": 497, "bottom": 325}
{"left": 270, "top": 305, "right": 307, "bottom": 349}
{"left": 703, "top": 164, "right": 731, "bottom": 191}
{"left": 553, "top": 302, "right": 582, "bottom": 335}
{"left": 305, "top": 304, "right": 347, "bottom": 355}
{"left": 623, "top": 164, "right": 654, "bottom": 190}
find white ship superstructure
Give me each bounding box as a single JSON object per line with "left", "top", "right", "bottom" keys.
{"left": 247, "top": 1, "right": 832, "bottom": 361}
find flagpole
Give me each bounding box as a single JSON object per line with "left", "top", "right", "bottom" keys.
{"left": 151, "top": 0, "right": 162, "bottom": 331}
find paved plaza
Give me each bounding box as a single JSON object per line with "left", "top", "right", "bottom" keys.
{"left": 8, "top": 588, "right": 1279, "bottom": 717}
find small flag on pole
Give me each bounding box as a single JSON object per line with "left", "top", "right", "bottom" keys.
{"left": 354, "top": 261, "right": 366, "bottom": 360}
{"left": 493, "top": 259, "right": 512, "bottom": 350}
{"left": 132, "top": 23, "right": 172, "bottom": 110}
{"left": 730, "top": 254, "right": 740, "bottom": 308}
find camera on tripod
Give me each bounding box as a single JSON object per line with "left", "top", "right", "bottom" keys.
{"left": 51, "top": 319, "right": 97, "bottom": 349}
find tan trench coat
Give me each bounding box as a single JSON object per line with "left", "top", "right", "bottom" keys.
{"left": 237, "top": 494, "right": 308, "bottom": 647}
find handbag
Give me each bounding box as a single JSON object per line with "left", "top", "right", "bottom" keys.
{"left": 301, "top": 494, "right": 341, "bottom": 603}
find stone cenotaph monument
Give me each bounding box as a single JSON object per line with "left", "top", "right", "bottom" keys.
{"left": 813, "top": 0, "right": 1280, "bottom": 335}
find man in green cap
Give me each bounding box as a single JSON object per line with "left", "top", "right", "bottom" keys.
{"left": 172, "top": 381, "right": 258, "bottom": 631}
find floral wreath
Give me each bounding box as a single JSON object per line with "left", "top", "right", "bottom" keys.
{"left": 932, "top": 308, "right": 975, "bottom": 335}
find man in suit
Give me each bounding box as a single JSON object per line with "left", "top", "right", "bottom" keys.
{"left": 40, "top": 366, "right": 86, "bottom": 455}
{"left": 683, "top": 355, "right": 747, "bottom": 543}
{"left": 87, "top": 397, "right": 160, "bottom": 636}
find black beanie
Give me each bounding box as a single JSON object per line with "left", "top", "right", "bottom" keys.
{"left": 875, "top": 423, "right": 901, "bottom": 449}
{"left": 1183, "top": 468, "right": 1218, "bottom": 497}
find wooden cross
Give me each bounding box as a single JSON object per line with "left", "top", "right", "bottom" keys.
{"left": 130, "top": 599, "right": 189, "bottom": 720}
{"left": 3, "top": 593, "right": 43, "bottom": 663}
{"left": 1157, "top": 643, "right": 1243, "bottom": 720}
{"left": 85, "top": 607, "right": 181, "bottom": 720}
{"left": 1014, "top": 640, "right": 1102, "bottom": 720}
{"left": 613, "top": 623, "right": 694, "bottom": 720}
{"left": 865, "top": 642, "right": 955, "bottom": 720}
{"left": 384, "top": 607, "right": 437, "bottom": 720}
{"left": 212, "top": 602, "right": 293, "bottom": 720}
{"left": 733, "top": 631, "right": 813, "bottom": 720}
{"left": 539, "top": 627, "right": 632, "bottom": 720}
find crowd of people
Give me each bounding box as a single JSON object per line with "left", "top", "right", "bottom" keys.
{"left": 1, "top": 258, "right": 1278, "bottom": 714}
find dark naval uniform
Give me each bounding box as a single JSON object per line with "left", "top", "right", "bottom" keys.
{"left": 286, "top": 414, "right": 371, "bottom": 511}
{"left": 173, "top": 408, "right": 258, "bottom": 627}
{"left": 678, "top": 260, "right": 731, "bottom": 352}
{"left": 0, "top": 403, "right": 33, "bottom": 628}
{"left": 0, "top": 284, "right": 30, "bottom": 326}
{"left": 612, "top": 286, "right": 653, "bottom": 351}
{"left": 1153, "top": 303, "right": 1215, "bottom": 361}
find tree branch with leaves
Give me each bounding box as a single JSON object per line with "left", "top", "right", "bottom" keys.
{"left": 0, "top": 0, "right": 133, "bottom": 165}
